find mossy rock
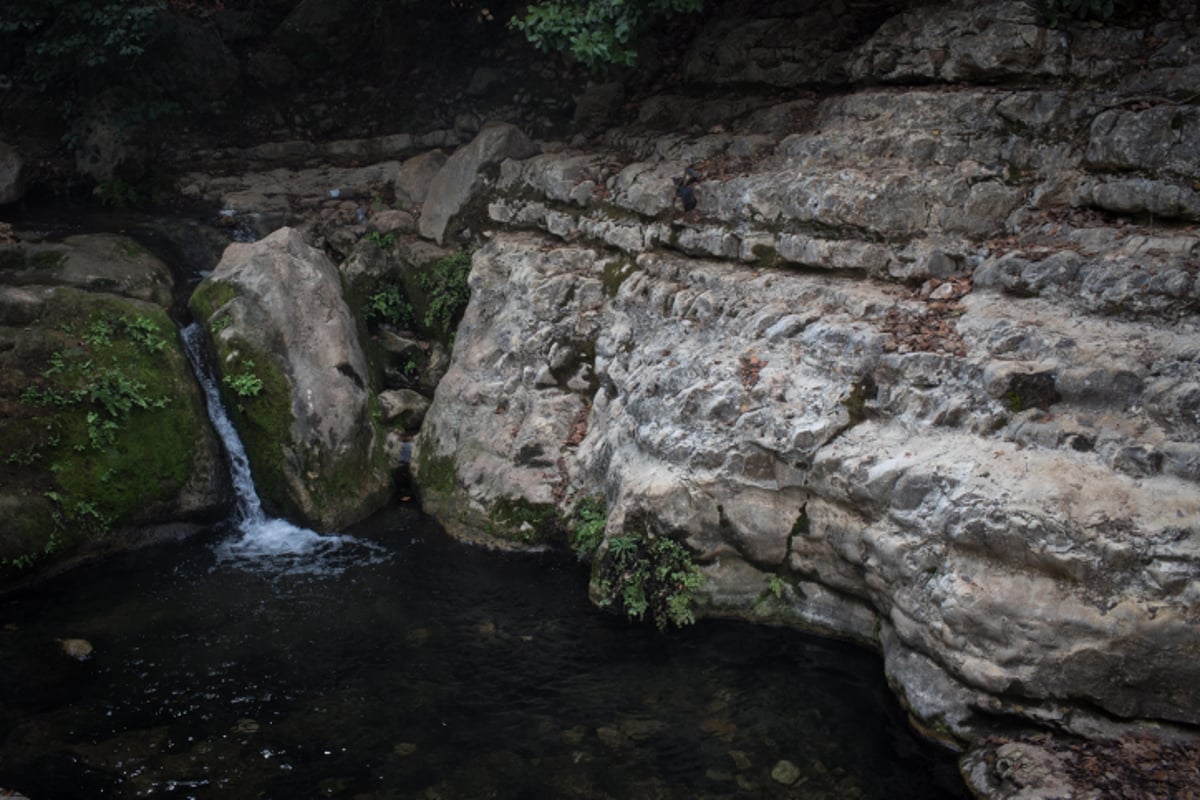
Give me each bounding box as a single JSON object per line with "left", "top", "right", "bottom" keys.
{"left": 0, "top": 287, "right": 218, "bottom": 585}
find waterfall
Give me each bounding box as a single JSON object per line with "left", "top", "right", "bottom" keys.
{"left": 180, "top": 323, "right": 386, "bottom": 575}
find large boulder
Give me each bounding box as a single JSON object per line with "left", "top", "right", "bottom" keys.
{"left": 189, "top": 227, "right": 391, "bottom": 530}
{"left": 415, "top": 231, "right": 1200, "bottom": 741}
{"left": 0, "top": 234, "right": 174, "bottom": 306}
{"left": 418, "top": 123, "right": 539, "bottom": 245}
{"left": 0, "top": 239, "right": 224, "bottom": 588}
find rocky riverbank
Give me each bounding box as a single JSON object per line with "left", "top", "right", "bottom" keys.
{"left": 2, "top": 0, "right": 1198, "bottom": 795}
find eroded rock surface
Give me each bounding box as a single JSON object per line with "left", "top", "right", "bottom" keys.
{"left": 411, "top": 0, "right": 1200, "bottom": 766}
{"left": 189, "top": 227, "right": 391, "bottom": 530}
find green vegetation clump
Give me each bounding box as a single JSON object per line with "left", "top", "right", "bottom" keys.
{"left": 487, "top": 497, "right": 561, "bottom": 545}
{"left": 366, "top": 280, "right": 415, "bottom": 329}
{"left": 222, "top": 360, "right": 264, "bottom": 399}
{"left": 594, "top": 528, "right": 703, "bottom": 630}
{"left": 570, "top": 495, "right": 607, "bottom": 559}
{"left": 510, "top": 0, "right": 702, "bottom": 68}
{"left": 417, "top": 251, "right": 472, "bottom": 341}
{"left": 0, "top": 293, "right": 202, "bottom": 573}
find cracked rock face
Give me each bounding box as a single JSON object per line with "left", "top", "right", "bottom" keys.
{"left": 416, "top": 231, "right": 1200, "bottom": 740}
{"left": 410, "top": 0, "right": 1200, "bottom": 770}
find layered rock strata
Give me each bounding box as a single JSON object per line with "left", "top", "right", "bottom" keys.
{"left": 411, "top": 0, "right": 1200, "bottom": 775}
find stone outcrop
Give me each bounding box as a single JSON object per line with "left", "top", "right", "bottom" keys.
{"left": 0, "top": 139, "right": 25, "bottom": 206}
{"left": 410, "top": 0, "right": 1200, "bottom": 777}
{"left": 189, "top": 227, "right": 391, "bottom": 530}
{"left": 418, "top": 122, "right": 540, "bottom": 245}
{"left": 0, "top": 238, "right": 224, "bottom": 588}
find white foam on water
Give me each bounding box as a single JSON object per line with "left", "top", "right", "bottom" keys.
{"left": 181, "top": 323, "right": 389, "bottom": 577}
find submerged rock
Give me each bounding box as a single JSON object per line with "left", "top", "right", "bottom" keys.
{"left": 57, "top": 637, "right": 93, "bottom": 661}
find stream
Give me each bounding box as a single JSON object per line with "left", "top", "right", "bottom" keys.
{"left": 0, "top": 214, "right": 966, "bottom": 799}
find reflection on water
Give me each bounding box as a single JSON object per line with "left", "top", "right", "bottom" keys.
{"left": 0, "top": 505, "right": 966, "bottom": 799}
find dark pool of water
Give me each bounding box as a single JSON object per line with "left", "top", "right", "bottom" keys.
{"left": 0, "top": 505, "right": 966, "bottom": 799}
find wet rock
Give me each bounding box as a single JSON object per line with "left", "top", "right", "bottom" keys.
{"left": 770, "top": 759, "right": 801, "bottom": 786}
{"left": 0, "top": 140, "right": 26, "bottom": 206}
{"left": 378, "top": 388, "right": 430, "bottom": 430}
{"left": 190, "top": 227, "right": 391, "bottom": 530}
{"left": 395, "top": 150, "right": 447, "bottom": 210}
{"left": 0, "top": 235, "right": 174, "bottom": 307}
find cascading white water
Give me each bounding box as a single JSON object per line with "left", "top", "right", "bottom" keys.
{"left": 181, "top": 323, "right": 386, "bottom": 575}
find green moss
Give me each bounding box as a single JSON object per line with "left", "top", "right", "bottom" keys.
{"left": 216, "top": 339, "right": 295, "bottom": 516}
{"left": 189, "top": 280, "right": 239, "bottom": 321}
{"left": 487, "top": 496, "right": 561, "bottom": 545}
{"left": 416, "top": 446, "right": 457, "bottom": 496}
{"left": 600, "top": 257, "right": 637, "bottom": 298}
{"left": 0, "top": 291, "right": 205, "bottom": 577}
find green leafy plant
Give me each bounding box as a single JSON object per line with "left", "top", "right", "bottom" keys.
{"left": 570, "top": 495, "right": 607, "bottom": 560}
{"left": 510, "top": 0, "right": 703, "bottom": 68}
{"left": 365, "top": 230, "right": 397, "bottom": 248}
{"left": 418, "top": 251, "right": 472, "bottom": 339}
{"left": 594, "top": 529, "right": 703, "bottom": 630}
{"left": 223, "top": 360, "right": 264, "bottom": 398}
{"left": 366, "top": 281, "right": 415, "bottom": 329}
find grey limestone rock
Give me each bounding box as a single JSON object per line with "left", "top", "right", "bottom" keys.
{"left": 192, "top": 227, "right": 391, "bottom": 531}
{"left": 418, "top": 123, "right": 539, "bottom": 244}
{"left": 415, "top": 231, "right": 1200, "bottom": 741}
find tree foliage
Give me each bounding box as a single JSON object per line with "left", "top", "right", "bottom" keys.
{"left": 510, "top": 0, "right": 702, "bottom": 68}
{"left": 0, "top": 0, "right": 167, "bottom": 92}
{"left": 1040, "top": 0, "right": 1139, "bottom": 25}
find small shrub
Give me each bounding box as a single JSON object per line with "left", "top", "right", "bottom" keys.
{"left": 595, "top": 529, "right": 703, "bottom": 630}
{"left": 366, "top": 281, "right": 415, "bottom": 329}
{"left": 223, "top": 361, "right": 264, "bottom": 398}
{"left": 365, "top": 230, "right": 396, "bottom": 248}
{"left": 570, "top": 495, "right": 607, "bottom": 560}
{"left": 418, "top": 251, "right": 472, "bottom": 339}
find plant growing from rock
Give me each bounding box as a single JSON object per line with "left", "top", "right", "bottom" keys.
{"left": 366, "top": 280, "right": 415, "bottom": 329}
{"left": 223, "top": 360, "right": 264, "bottom": 398}
{"left": 594, "top": 527, "right": 702, "bottom": 630}
{"left": 570, "top": 495, "right": 607, "bottom": 559}
{"left": 418, "top": 251, "right": 472, "bottom": 340}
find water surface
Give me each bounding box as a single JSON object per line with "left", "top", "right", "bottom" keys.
{"left": 0, "top": 507, "right": 965, "bottom": 799}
